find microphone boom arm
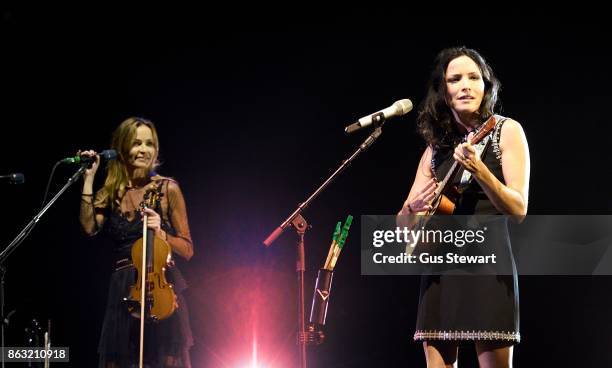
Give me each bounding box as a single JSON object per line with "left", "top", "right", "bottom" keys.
{"left": 0, "top": 165, "right": 87, "bottom": 263}
{"left": 263, "top": 123, "right": 383, "bottom": 247}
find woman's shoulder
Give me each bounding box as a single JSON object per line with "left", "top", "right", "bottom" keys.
{"left": 495, "top": 115, "right": 523, "bottom": 129}
{"left": 492, "top": 115, "right": 525, "bottom": 140}
{"left": 152, "top": 174, "right": 177, "bottom": 184}
{"left": 494, "top": 115, "right": 529, "bottom": 153}
{"left": 151, "top": 175, "right": 182, "bottom": 194}
{"left": 497, "top": 116, "right": 525, "bottom": 136}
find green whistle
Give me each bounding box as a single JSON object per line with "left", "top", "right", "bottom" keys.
{"left": 337, "top": 215, "right": 353, "bottom": 249}
{"left": 332, "top": 221, "right": 342, "bottom": 242}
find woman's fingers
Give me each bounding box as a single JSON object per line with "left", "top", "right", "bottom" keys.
{"left": 454, "top": 145, "right": 466, "bottom": 161}
{"left": 142, "top": 208, "right": 159, "bottom": 217}
{"left": 420, "top": 178, "right": 437, "bottom": 194}
{"left": 142, "top": 208, "right": 161, "bottom": 230}
{"left": 79, "top": 149, "right": 97, "bottom": 157}
{"left": 403, "top": 177, "right": 439, "bottom": 213}
{"left": 424, "top": 190, "right": 437, "bottom": 202}
{"left": 464, "top": 143, "right": 476, "bottom": 155}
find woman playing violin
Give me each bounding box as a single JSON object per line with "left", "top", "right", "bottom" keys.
{"left": 79, "top": 117, "right": 194, "bottom": 368}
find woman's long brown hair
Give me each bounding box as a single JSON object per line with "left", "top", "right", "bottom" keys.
{"left": 103, "top": 117, "right": 160, "bottom": 210}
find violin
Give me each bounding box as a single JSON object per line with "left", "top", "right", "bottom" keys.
{"left": 127, "top": 184, "right": 177, "bottom": 367}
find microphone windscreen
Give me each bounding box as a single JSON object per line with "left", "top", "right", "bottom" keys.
{"left": 394, "top": 99, "right": 413, "bottom": 115}
{"left": 100, "top": 149, "right": 117, "bottom": 161}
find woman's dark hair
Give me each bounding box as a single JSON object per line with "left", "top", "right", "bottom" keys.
{"left": 416, "top": 47, "right": 500, "bottom": 147}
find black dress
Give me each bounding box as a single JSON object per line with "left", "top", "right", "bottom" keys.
{"left": 94, "top": 177, "right": 194, "bottom": 367}
{"left": 413, "top": 116, "right": 520, "bottom": 343}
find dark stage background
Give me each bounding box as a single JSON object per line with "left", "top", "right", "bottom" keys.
{"left": 1, "top": 8, "right": 611, "bottom": 367}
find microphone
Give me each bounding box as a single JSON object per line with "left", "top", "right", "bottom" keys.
{"left": 60, "top": 149, "right": 117, "bottom": 164}
{"left": 0, "top": 173, "right": 25, "bottom": 184}
{"left": 344, "top": 98, "right": 413, "bottom": 134}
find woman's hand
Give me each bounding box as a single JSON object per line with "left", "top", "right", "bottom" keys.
{"left": 453, "top": 133, "right": 483, "bottom": 175}
{"left": 77, "top": 149, "right": 101, "bottom": 179}
{"left": 401, "top": 177, "right": 438, "bottom": 214}
{"left": 142, "top": 207, "right": 163, "bottom": 235}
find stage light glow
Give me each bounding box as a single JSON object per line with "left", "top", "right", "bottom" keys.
{"left": 191, "top": 264, "right": 296, "bottom": 367}
{"left": 252, "top": 325, "right": 257, "bottom": 367}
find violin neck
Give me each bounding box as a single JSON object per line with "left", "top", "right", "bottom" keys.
{"left": 146, "top": 228, "right": 156, "bottom": 242}
{"left": 142, "top": 214, "right": 155, "bottom": 270}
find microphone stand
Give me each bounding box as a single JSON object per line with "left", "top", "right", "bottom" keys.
{"left": 0, "top": 164, "right": 88, "bottom": 367}
{"left": 263, "top": 114, "right": 386, "bottom": 368}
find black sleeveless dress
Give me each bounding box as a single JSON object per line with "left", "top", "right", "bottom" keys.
{"left": 413, "top": 116, "right": 520, "bottom": 343}
{"left": 95, "top": 178, "right": 194, "bottom": 367}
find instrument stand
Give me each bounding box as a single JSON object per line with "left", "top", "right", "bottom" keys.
{"left": 292, "top": 214, "right": 308, "bottom": 368}
{"left": 0, "top": 265, "right": 4, "bottom": 368}
{"left": 263, "top": 114, "right": 386, "bottom": 368}
{"left": 0, "top": 164, "right": 88, "bottom": 367}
